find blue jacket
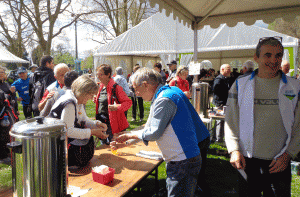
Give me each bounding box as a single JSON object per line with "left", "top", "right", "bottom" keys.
{"left": 11, "top": 76, "right": 30, "bottom": 105}
{"left": 139, "top": 85, "right": 210, "bottom": 161}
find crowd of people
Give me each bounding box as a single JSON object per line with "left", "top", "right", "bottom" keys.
{"left": 0, "top": 36, "right": 299, "bottom": 197}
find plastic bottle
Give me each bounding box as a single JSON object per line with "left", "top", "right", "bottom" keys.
{"left": 1, "top": 116, "right": 10, "bottom": 127}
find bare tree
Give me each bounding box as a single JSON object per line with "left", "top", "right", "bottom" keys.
{"left": 0, "top": 0, "right": 31, "bottom": 58}
{"left": 79, "top": 0, "right": 157, "bottom": 44}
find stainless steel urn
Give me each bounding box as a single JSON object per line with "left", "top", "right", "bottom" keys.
{"left": 7, "top": 116, "right": 67, "bottom": 197}
{"left": 191, "top": 82, "right": 209, "bottom": 118}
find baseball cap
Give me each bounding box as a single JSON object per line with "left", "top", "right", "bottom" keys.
{"left": 167, "top": 60, "right": 177, "bottom": 65}
{"left": 17, "top": 67, "right": 27, "bottom": 74}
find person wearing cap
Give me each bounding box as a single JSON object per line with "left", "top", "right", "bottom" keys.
{"left": 166, "top": 60, "right": 177, "bottom": 84}
{"left": 28, "top": 64, "right": 38, "bottom": 77}
{"left": 11, "top": 67, "right": 32, "bottom": 119}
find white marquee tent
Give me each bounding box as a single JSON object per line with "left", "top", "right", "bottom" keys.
{"left": 0, "top": 46, "right": 29, "bottom": 64}
{"left": 94, "top": 10, "right": 299, "bottom": 72}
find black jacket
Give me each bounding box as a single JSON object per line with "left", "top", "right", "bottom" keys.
{"left": 0, "top": 80, "right": 18, "bottom": 113}
{"left": 213, "top": 74, "right": 230, "bottom": 107}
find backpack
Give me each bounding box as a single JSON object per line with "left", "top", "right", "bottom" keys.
{"left": 30, "top": 71, "right": 51, "bottom": 112}
{"left": 111, "top": 83, "right": 120, "bottom": 104}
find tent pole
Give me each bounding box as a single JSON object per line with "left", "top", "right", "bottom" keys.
{"left": 193, "top": 22, "right": 198, "bottom": 82}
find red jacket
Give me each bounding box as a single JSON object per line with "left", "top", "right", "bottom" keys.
{"left": 95, "top": 78, "right": 132, "bottom": 134}
{"left": 169, "top": 76, "right": 189, "bottom": 92}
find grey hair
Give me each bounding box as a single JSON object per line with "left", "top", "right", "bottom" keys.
{"left": 176, "top": 66, "right": 189, "bottom": 76}
{"left": 243, "top": 60, "right": 255, "bottom": 72}
{"left": 220, "top": 64, "right": 230, "bottom": 70}
{"left": 116, "top": 67, "right": 123, "bottom": 75}
{"left": 54, "top": 63, "right": 69, "bottom": 76}
{"left": 71, "top": 74, "right": 98, "bottom": 98}
{"left": 131, "top": 67, "right": 162, "bottom": 86}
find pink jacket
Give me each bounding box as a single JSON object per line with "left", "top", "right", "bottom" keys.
{"left": 95, "top": 78, "right": 132, "bottom": 134}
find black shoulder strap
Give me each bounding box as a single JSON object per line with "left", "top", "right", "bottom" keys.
{"left": 49, "top": 99, "right": 78, "bottom": 123}
{"left": 175, "top": 80, "right": 178, "bottom": 87}
{"left": 111, "top": 83, "right": 120, "bottom": 104}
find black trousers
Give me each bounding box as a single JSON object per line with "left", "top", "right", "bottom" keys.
{"left": 244, "top": 157, "right": 291, "bottom": 197}
{"left": 68, "top": 137, "right": 94, "bottom": 167}
{"left": 96, "top": 113, "right": 113, "bottom": 145}
{"left": 23, "top": 105, "right": 32, "bottom": 119}
{"left": 131, "top": 96, "right": 144, "bottom": 120}
{"left": 197, "top": 137, "right": 211, "bottom": 196}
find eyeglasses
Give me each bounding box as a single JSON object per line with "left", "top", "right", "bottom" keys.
{"left": 259, "top": 36, "right": 282, "bottom": 43}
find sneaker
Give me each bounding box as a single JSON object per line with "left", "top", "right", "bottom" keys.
{"left": 131, "top": 118, "right": 136, "bottom": 121}
{"left": 139, "top": 119, "right": 143, "bottom": 122}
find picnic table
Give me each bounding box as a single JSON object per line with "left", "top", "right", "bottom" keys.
{"left": 1, "top": 140, "right": 163, "bottom": 197}
{"left": 68, "top": 140, "right": 163, "bottom": 196}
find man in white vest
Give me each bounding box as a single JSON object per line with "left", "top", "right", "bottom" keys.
{"left": 225, "top": 36, "right": 300, "bottom": 196}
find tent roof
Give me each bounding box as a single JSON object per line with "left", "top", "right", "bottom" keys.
{"left": 95, "top": 11, "right": 298, "bottom": 56}
{"left": 148, "top": 0, "right": 300, "bottom": 29}
{"left": 0, "top": 46, "right": 29, "bottom": 64}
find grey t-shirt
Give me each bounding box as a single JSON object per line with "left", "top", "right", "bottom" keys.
{"left": 253, "top": 75, "right": 287, "bottom": 159}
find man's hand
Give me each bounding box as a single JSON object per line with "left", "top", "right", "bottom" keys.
{"left": 96, "top": 121, "right": 107, "bottom": 132}
{"left": 115, "top": 134, "right": 131, "bottom": 143}
{"left": 230, "top": 151, "right": 246, "bottom": 170}
{"left": 10, "top": 86, "right": 16, "bottom": 93}
{"left": 269, "top": 152, "right": 291, "bottom": 173}
{"left": 17, "top": 97, "right": 23, "bottom": 101}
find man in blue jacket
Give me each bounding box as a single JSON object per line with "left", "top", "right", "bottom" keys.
{"left": 11, "top": 67, "right": 32, "bottom": 119}
{"left": 115, "top": 68, "right": 210, "bottom": 197}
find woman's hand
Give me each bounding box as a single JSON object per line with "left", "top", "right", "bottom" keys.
{"left": 108, "top": 104, "right": 120, "bottom": 111}
{"left": 96, "top": 121, "right": 107, "bottom": 132}
{"left": 91, "top": 129, "right": 109, "bottom": 139}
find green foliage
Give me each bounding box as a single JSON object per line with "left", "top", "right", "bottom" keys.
{"left": 81, "top": 54, "right": 94, "bottom": 70}
{"left": 52, "top": 51, "right": 75, "bottom": 65}
{"left": 51, "top": 44, "right": 75, "bottom": 65}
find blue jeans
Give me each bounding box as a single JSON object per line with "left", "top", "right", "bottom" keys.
{"left": 166, "top": 154, "right": 201, "bottom": 197}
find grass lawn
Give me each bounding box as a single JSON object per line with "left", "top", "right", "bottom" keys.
{"left": 0, "top": 100, "right": 300, "bottom": 196}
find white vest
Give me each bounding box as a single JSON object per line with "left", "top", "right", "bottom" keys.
{"left": 237, "top": 71, "right": 300, "bottom": 159}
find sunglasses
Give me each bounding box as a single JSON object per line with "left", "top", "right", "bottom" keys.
{"left": 259, "top": 36, "right": 282, "bottom": 43}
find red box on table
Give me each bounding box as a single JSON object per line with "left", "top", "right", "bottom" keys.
{"left": 92, "top": 167, "right": 115, "bottom": 185}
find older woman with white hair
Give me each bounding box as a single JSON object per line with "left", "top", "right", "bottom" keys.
{"left": 169, "top": 66, "right": 190, "bottom": 98}
{"left": 50, "top": 75, "right": 108, "bottom": 168}
{"left": 38, "top": 63, "right": 70, "bottom": 111}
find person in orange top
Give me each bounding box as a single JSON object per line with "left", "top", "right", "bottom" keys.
{"left": 169, "top": 66, "right": 190, "bottom": 98}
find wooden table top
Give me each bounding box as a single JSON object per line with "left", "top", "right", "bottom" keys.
{"left": 1, "top": 140, "right": 163, "bottom": 197}
{"left": 68, "top": 140, "right": 163, "bottom": 197}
